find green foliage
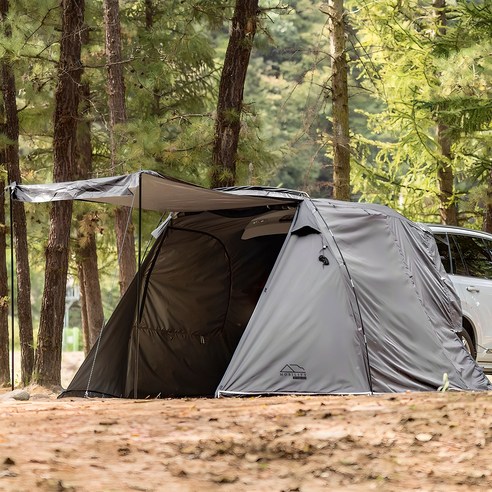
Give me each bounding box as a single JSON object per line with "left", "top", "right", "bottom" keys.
{"left": 347, "top": 0, "right": 492, "bottom": 224}
{"left": 99, "top": 0, "right": 229, "bottom": 182}
{"left": 1, "top": 0, "right": 59, "bottom": 178}
{"left": 244, "top": 0, "right": 334, "bottom": 193}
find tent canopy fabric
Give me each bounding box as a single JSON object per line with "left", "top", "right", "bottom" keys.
{"left": 9, "top": 170, "right": 300, "bottom": 212}
{"left": 10, "top": 171, "right": 490, "bottom": 397}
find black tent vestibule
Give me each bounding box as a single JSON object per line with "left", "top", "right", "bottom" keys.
{"left": 9, "top": 170, "right": 491, "bottom": 397}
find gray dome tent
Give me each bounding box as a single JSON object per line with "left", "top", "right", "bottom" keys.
{"left": 10, "top": 171, "right": 491, "bottom": 397}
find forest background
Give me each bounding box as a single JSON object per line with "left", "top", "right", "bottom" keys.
{"left": 0, "top": 0, "right": 491, "bottom": 387}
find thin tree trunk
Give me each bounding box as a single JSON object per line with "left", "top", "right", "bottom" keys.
{"left": 210, "top": 0, "right": 259, "bottom": 188}
{"left": 34, "top": 0, "right": 84, "bottom": 387}
{"left": 145, "top": 0, "right": 153, "bottom": 29}
{"left": 436, "top": 122, "right": 458, "bottom": 225}
{"left": 77, "top": 264, "right": 90, "bottom": 355}
{"left": 434, "top": 0, "right": 457, "bottom": 225}
{"left": 144, "top": 1, "right": 160, "bottom": 115}
{"left": 103, "top": 0, "right": 136, "bottom": 295}
{"left": 104, "top": 0, "right": 126, "bottom": 171}
{"left": 0, "top": 0, "right": 34, "bottom": 385}
{"left": 75, "top": 82, "right": 105, "bottom": 351}
{"left": 484, "top": 170, "right": 492, "bottom": 233}
{"left": 328, "top": 0, "right": 351, "bottom": 201}
{"left": 0, "top": 179, "right": 9, "bottom": 385}
{"left": 114, "top": 206, "right": 135, "bottom": 295}
{"left": 0, "top": 1, "right": 11, "bottom": 387}
{"left": 76, "top": 214, "right": 104, "bottom": 349}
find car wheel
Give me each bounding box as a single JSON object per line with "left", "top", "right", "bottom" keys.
{"left": 460, "top": 330, "right": 477, "bottom": 360}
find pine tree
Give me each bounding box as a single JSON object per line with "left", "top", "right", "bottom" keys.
{"left": 103, "top": 0, "right": 136, "bottom": 296}
{"left": 0, "top": 0, "right": 34, "bottom": 385}
{"left": 348, "top": 0, "right": 491, "bottom": 224}
{"left": 75, "top": 80, "right": 105, "bottom": 351}
{"left": 211, "top": 0, "right": 260, "bottom": 187}
{"left": 34, "top": 0, "right": 84, "bottom": 386}
{"left": 433, "top": 0, "right": 457, "bottom": 225}
{"left": 325, "top": 0, "right": 350, "bottom": 200}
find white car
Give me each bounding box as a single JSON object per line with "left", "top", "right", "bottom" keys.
{"left": 426, "top": 224, "right": 492, "bottom": 373}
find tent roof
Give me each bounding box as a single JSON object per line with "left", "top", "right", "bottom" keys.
{"left": 9, "top": 170, "right": 300, "bottom": 212}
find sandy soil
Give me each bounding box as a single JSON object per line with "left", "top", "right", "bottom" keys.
{"left": 0, "top": 387, "right": 491, "bottom": 491}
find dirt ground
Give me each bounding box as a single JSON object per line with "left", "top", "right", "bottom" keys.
{"left": 0, "top": 355, "right": 491, "bottom": 491}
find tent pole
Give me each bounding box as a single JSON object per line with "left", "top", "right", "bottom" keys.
{"left": 134, "top": 173, "right": 142, "bottom": 399}
{"left": 9, "top": 190, "right": 15, "bottom": 391}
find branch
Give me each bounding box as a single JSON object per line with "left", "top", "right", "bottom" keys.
{"left": 21, "top": 5, "right": 61, "bottom": 51}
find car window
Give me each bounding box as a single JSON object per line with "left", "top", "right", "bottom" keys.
{"left": 448, "top": 235, "right": 467, "bottom": 276}
{"left": 434, "top": 234, "right": 451, "bottom": 273}
{"left": 485, "top": 239, "right": 492, "bottom": 258}
{"left": 452, "top": 234, "right": 492, "bottom": 280}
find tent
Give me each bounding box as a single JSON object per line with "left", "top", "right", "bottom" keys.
{"left": 10, "top": 170, "right": 491, "bottom": 397}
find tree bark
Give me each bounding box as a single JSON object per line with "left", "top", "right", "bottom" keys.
{"left": 75, "top": 82, "right": 105, "bottom": 351}
{"left": 328, "top": 0, "right": 351, "bottom": 201}
{"left": 114, "top": 206, "right": 136, "bottom": 295}
{"left": 76, "top": 213, "right": 104, "bottom": 350}
{"left": 434, "top": 0, "right": 457, "bottom": 225}
{"left": 34, "top": 0, "right": 84, "bottom": 387}
{"left": 145, "top": 0, "right": 153, "bottom": 29}
{"left": 103, "top": 0, "right": 126, "bottom": 172}
{"left": 484, "top": 171, "right": 492, "bottom": 233}
{"left": 103, "top": 0, "right": 136, "bottom": 295}
{"left": 210, "top": 0, "right": 259, "bottom": 188}
{"left": 0, "top": 0, "right": 34, "bottom": 385}
{"left": 0, "top": 179, "right": 9, "bottom": 385}
{"left": 78, "top": 265, "right": 90, "bottom": 355}
{"left": 436, "top": 122, "right": 458, "bottom": 225}
{"left": 0, "top": 2, "right": 10, "bottom": 386}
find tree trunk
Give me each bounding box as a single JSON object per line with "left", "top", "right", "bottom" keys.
{"left": 0, "top": 3, "right": 10, "bottom": 385}
{"left": 210, "top": 0, "right": 259, "bottom": 188}
{"left": 75, "top": 82, "right": 105, "bottom": 351}
{"left": 434, "top": 0, "right": 457, "bottom": 225}
{"left": 484, "top": 170, "right": 492, "bottom": 233}
{"left": 145, "top": 0, "right": 153, "bottom": 29}
{"left": 114, "top": 206, "right": 136, "bottom": 295}
{"left": 103, "top": 0, "right": 126, "bottom": 172}
{"left": 144, "top": 0, "right": 160, "bottom": 114}
{"left": 34, "top": 0, "right": 84, "bottom": 387}
{"left": 76, "top": 213, "right": 104, "bottom": 349}
{"left": 0, "top": 179, "right": 9, "bottom": 385}
{"left": 103, "top": 0, "right": 136, "bottom": 295}
{"left": 78, "top": 265, "right": 90, "bottom": 355}
{"left": 436, "top": 122, "right": 458, "bottom": 225}
{"left": 328, "top": 0, "right": 351, "bottom": 201}
{"left": 0, "top": 0, "right": 34, "bottom": 385}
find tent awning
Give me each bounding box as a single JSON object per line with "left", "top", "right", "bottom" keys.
{"left": 9, "top": 170, "right": 299, "bottom": 212}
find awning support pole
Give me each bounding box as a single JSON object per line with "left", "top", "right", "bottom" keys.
{"left": 133, "top": 172, "right": 142, "bottom": 399}
{"left": 9, "top": 190, "right": 15, "bottom": 391}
